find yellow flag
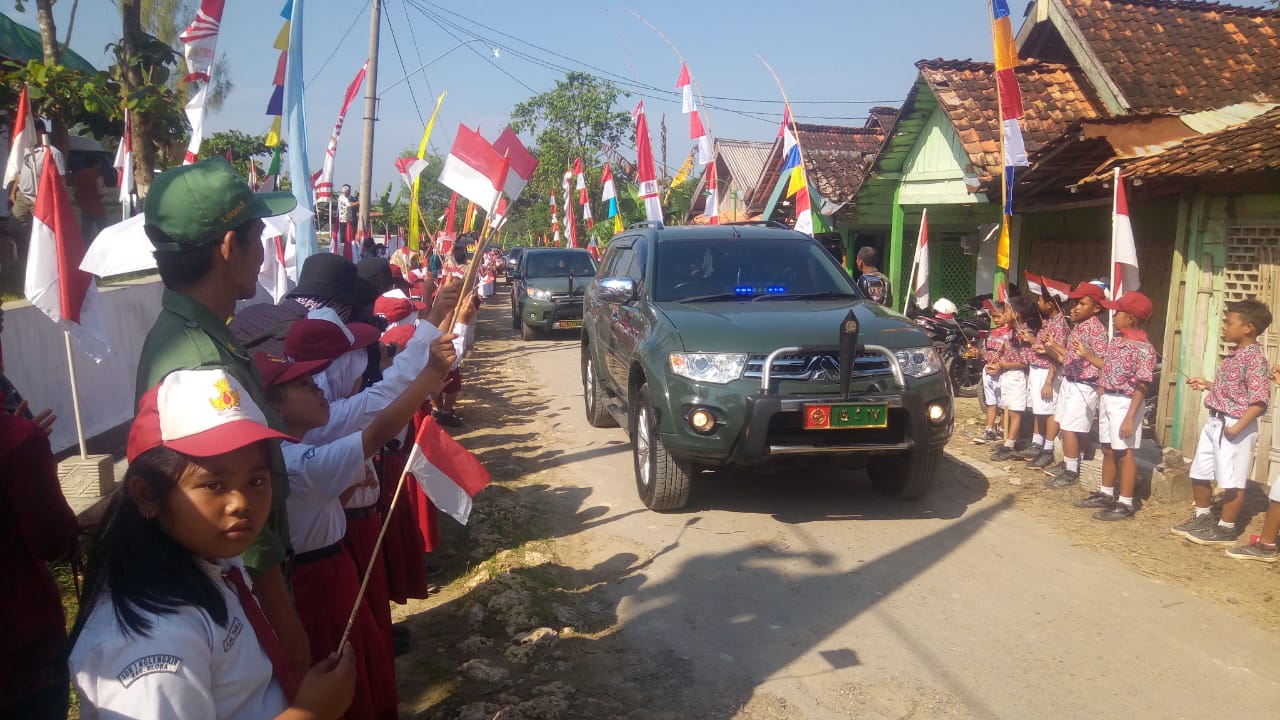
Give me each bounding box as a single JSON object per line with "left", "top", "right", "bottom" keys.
{"left": 265, "top": 116, "right": 282, "bottom": 148}
{"left": 997, "top": 216, "right": 1011, "bottom": 270}
{"left": 273, "top": 21, "right": 290, "bottom": 51}
{"left": 408, "top": 91, "right": 446, "bottom": 250}
{"left": 786, "top": 165, "right": 807, "bottom": 197}
{"left": 613, "top": 213, "right": 624, "bottom": 233}
{"left": 668, "top": 151, "right": 694, "bottom": 192}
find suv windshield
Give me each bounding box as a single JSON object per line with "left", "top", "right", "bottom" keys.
{"left": 653, "top": 237, "right": 861, "bottom": 302}
{"left": 524, "top": 252, "right": 597, "bottom": 278}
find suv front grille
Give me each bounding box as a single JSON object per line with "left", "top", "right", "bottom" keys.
{"left": 742, "top": 352, "right": 892, "bottom": 382}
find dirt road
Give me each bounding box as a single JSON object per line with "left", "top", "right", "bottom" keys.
{"left": 395, "top": 305, "right": 1280, "bottom": 719}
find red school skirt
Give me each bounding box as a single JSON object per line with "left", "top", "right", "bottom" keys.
{"left": 292, "top": 544, "right": 398, "bottom": 720}
{"left": 343, "top": 508, "right": 394, "bottom": 642}
{"left": 377, "top": 446, "right": 430, "bottom": 602}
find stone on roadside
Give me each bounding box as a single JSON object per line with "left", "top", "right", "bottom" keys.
{"left": 455, "top": 702, "right": 504, "bottom": 720}
{"left": 464, "top": 602, "right": 487, "bottom": 628}
{"left": 457, "top": 635, "right": 492, "bottom": 654}
{"left": 460, "top": 658, "right": 509, "bottom": 683}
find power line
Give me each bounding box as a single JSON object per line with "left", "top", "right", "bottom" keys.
{"left": 381, "top": 0, "right": 426, "bottom": 127}
{"left": 393, "top": 0, "right": 443, "bottom": 156}
{"left": 306, "top": 0, "right": 370, "bottom": 90}
{"left": 402, "top": 0, "right": 538, "bottom": 94}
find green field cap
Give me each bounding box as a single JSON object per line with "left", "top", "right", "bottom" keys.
{"left": 145, "top": 158, "right": 297, "bottom": 251}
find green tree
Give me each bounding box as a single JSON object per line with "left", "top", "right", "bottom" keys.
{"left": 506, "top": 71, "right": 631, "bottom": 242}
{"left": 201, "top": 130, "right": 286, "bottom": 176}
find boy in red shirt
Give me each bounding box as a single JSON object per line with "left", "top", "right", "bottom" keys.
{"left": 974, "top": 302, "right": 1010, "bottom": 445}
{"left": 1070, "top": 292, "right": 1157, "bottom": 520}
{"left": 1042, "top": 282, "right": 1109, "bottom": 488}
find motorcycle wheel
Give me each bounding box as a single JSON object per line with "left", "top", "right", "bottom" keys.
{"left": 946, "top": 353, "right": 982, "bottom": 398}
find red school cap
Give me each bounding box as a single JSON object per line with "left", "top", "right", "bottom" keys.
{"left": 284, "top": 307, "right": 380, "bottom": 362}
{"left": 1067, "top": 282, "right": 1106, "bottom": 301}
{"left": 252, "top": 352, "right": 333, "bottom": 390}
{"left": 1100, "top": 291, "right": 1153, "bottom": 321}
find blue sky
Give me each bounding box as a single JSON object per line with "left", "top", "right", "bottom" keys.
{"left": 11, "top": 0, "right": 1268, "bottom": 195}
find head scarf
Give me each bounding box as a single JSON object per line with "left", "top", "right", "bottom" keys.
{"left": 314, "top": 347, "right": 367, "bottom": 402}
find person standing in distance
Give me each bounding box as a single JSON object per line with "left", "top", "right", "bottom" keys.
{"left": 854, "top": 246, "right": 893, "bottom": 307}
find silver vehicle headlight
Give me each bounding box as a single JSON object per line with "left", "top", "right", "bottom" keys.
{"left": 669, "top": 353, "right": 749, "bottom": 384}
{"left": 525, "top": 287, "right": 552, "bottom": 300}
{"left": 895, "top": 346, "right": 943, "bottom": 378}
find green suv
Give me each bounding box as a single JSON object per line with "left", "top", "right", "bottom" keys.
{"left": 580, "top": 222, "right": 954, "bottom": 511}
{"left": 510, "top": 248, "right": 598, "bottom": 340}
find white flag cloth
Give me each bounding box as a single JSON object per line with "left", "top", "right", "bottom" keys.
{"left": 438, "top": 124, "right": 508, "bottom": 212}
{"left": 634, "top": 102, "right": 663, "bottom": 223}
{"left": 113, "top": 109, "right": 134, "bottom": 218}
{"left": 26, "top": 149, "right": 110, "bottom": 360}
{"left": 913, "top": 208, "right": 930, "bottom": 310}
{"left": 1111, "top": 167, "right": 1140, "bottom": 298}
{"left": 676, "top": 64, "right": 694, "bottom": 114}
{"left": 179, "top": 0, "right": 225, "bottom": 164}
{"left": 3, "top": 84, "right": 34, "bottom": 188}
{"left": 314, "top": 61, "right": 368, "bottom": 196}
{"left": 404, "top": 416, "right": 491, "bottom": 524}
{"left": 704, "top": 160, "right": 719, "bottom": 225}
{"left": 395, "top": 156, "right": 430, "bottom": 188}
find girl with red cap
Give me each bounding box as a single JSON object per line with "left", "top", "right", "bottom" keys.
{"left": 68, "top": 368, "right": 356, "bottom": 720}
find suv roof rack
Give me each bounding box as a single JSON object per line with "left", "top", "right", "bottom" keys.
{"left": 724, "top": 220, "right": 791, "bottom": 230}
{"left": 627, "top": 220, "right": 665, "bottom": 231}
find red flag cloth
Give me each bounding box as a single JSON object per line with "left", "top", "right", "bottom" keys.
{"left": 404, "top": 416, "right": 490, "bottom": 524}
{"left": 1111, "top": 167, "right": 1140, "bottom": 298}
{"left": 704, "top": 160, "right": 719, "bottom": 224}
{"left": 3, "top": 84, "right": 34, "bottom": 187}
{"left": 25, "top": 148, "right": 110, "bottom": 359}
{"left": 587, "top": 235, "right": 600, "bottom": 261}
{"left": 491, "top": 128, "right": 538, "bottom": 202}
{"left": 633, "top": 103, "right": 662, "bottom": 222}
{"left": 444, "top": 192, "right": 458, "bottom": 236}
{"left": 439, "top": 123, "right": 507, "bottom": 211}
{"left": 1041, "top": 275, "right": 1071, "bottom": 303}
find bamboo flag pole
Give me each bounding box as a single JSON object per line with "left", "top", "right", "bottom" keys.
{"left": 757, "top": 55, "right": 813, "bottom": 226}
{"left": 622, "top": 7, "right": 716, "bottom": 141}
{"left": 989, "top": 0, "right": 1010, "bottom": 296}
{"left": 63, "top": 332, "right": 88, "bottom": 459}
{"left": 339, "top": 192, "right": 504, "bottom": 650}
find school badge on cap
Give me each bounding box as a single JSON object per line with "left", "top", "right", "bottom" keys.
{"left": 128, "top": 369, "right": 293, "bottom": 462}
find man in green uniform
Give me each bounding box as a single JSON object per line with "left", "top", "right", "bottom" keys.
{"left": 135, "top": 158, "right": 310, "bottom": 681}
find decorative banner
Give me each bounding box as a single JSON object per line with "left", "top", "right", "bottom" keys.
{"left": 264, "top": 0, "right": 290, "bottom": 147}
{"left": 912, "top": 208, "right": 930, "bottom": 310}
{"left": 438, "top": 124, "right": 508, "bottom": 212}
{"left": 408, "top": 91, "right": 446, "bottom": 251}
{"left": 3, "top": 83, "right": 33, "bottom": 188}
{"left": 179, "top": 0, "right": 226, "bottom": 165}
{"left": 491, "top": 128, "right": 538, "bottom": 203}
{"left": 703, "top": 159, "right": 718, "bottom": 225}
{"left": 633, "top": 101, "right": 662, "bottom": 222}
{"left": 112, "top": 108, "right": 134, "bottom": 220}
{"left": 313, "top": 61, "right": 368, "bottom": 198}
{"left": 990, "top": 0, "right": 1028, "bottom": 271}
{"left": 676, "top": 63, "right": 694, "bottom": 113}
{"left": 283, "top": 0, "right": 316, "bottom": 265}
{"left": 1111, "top": 167, "right": 1140, "bottom": 299}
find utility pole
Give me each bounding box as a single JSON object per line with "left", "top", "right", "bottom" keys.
{"left": 357, "top": 0, "right": 381, "bottom": 239}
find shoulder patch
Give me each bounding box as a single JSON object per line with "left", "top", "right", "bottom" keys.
{"left": 118, "top": 654, "right": 183, "bottom": 688}
{"left": 303, "top": 447, "right": 317, "bottom": 460}
{"left": 222, "top": 616, "right": 244, "bottom": 652}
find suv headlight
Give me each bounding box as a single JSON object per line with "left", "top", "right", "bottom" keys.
{"left": 894, "top": 346, "right": 943, "bottom": 378}
{"left": 669, "top": 353, "right": 749, "bottom": 384}
{"left": 526, "top": 287, "right": 552, "bottom": 300}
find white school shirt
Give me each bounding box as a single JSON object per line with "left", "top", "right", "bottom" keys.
{"left": 282, "top": 433, "right": 366, "bottom": 553}
{"left": 69, "top": 557, "right": 288, "bottom": 720}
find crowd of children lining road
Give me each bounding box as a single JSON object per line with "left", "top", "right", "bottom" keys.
{"left": 974, "top": 276, "right": 1280, "bottom": 562}
{"left": 0, "top": 158, "right": 509, "bottom": 718}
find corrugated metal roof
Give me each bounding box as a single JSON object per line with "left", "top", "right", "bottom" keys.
{"left": 715, "top": 139, "right": 773, "bottom": 187}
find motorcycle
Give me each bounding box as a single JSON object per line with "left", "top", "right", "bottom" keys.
{"left": 906, "top": 296, "right": 991, "bottom": 398}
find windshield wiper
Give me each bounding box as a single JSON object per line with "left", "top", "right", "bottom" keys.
{"left": 752, "top": 291, "right": 858, "bottom": 302}
{"left": 679, "top": 292, "right": 755, "bottom": 303}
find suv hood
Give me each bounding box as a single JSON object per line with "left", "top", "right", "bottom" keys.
{"left": 655, "top": 300, "right": 929, "bottom": 353}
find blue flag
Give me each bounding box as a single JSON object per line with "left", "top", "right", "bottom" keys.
{"left": 284, "top": 0, "right": 316, "bottom": 266}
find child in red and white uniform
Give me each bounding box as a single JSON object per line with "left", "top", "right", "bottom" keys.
{"left": 68, "top": 369, "right": 355, "bottom": 720}
{"left": 263, "top": 317, "right": 455, "bottom": 720}
{"left": 1042, "top": 281, "right": 1109, "bottom": 488}
{"left": 1070, "top": 292, "right": 1157, "bottom": 520}
{"left": 975, "top": 302, "right": 1010, "bottom": 445}
{"left": 1177, "top": 299, "right": 1273, "bottom": 545}
{"left": 1018, "top": 286, "right": 1068, "bottom": 469}
{"left": 989, "top": 297, "right": 1035, "bottom": 461}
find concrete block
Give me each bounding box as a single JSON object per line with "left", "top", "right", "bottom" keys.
{"left": 1150, "top": 447, "right": 1193, "bottom": 504}
{"left": 58, "top": 454, "right": 115, "bottom": 515}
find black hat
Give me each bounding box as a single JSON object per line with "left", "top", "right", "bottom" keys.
{"left": 288, "top": 253, "right": 358, "bottom": 308}
{"left": 356, "top": 257, "right": 393, "bottom": 307}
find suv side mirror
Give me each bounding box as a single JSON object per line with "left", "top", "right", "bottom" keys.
{"left": 599, "top": 277, "right": 636, "bottom": 304}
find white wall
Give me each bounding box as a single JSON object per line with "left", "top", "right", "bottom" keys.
{"left": 5, "top": 277, "right": 272, "bottom": 455}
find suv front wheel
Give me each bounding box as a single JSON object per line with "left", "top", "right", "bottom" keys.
{"left": 581, "top": 347, "right": 617, "bottom": 428}
{"left": 632, "top": 383, "right": 693, "bottom": 511}
{"left": 867, "top": 446, "right": 941, "bottom": 500}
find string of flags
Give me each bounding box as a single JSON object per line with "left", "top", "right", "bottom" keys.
{"left": 990, "top": 0, "right": 1029, "bottom": 271}
{"left": 178, "top": 0, "right": 225, "bottom": 165}
{"left": 264, "top": 0, "right": 291, "bottom": 147}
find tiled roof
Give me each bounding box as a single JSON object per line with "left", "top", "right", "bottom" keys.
{"left": 916, "top": 58, "right": 1105, "bottom": 186}
{"left": 1075, "top": 105, "right": 1280, "bottom": 187}
{"left": 715, "top": 139, "right": 772, "bottom": 188}
{"left": 748, "top": 123, "right": 887, "bottom": 215}
{"left": 1057, "top": 0, "right": 1280, "bottom": 114}
{"left": 867, "top": 107, "right": 899, "bottom": 132}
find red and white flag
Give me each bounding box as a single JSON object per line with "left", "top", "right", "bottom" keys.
{"left": 179, "top": 0, "right": 226, "bottom": 164}
{"left": 574, "top": 158, "right": 587, "bottom": 205}
{"left": 587, "top": 235, "right": 600, "bottom": 262}
{"left": 676, "top": 63, "right": 694, "bottom": 113}
{"left": 247, "top": 159, "right": 260, "bottom": 191}
{"left": 314, "top": 61, "right": 368, "bottom": 196}
{"left": 1024, "top": 269, "right": 1044, "bottom": 297}
{"left": 911, "top": 208, "right": 930, "bottom": 309}
{"left": 3, "top": 83, "right": 35, "bottom": 188}
{"left": 550, "top": 194, "right": 560, "bottom": 244}
{"left": 703, "top": 160, "right": 719, "bottom": 225}
{"left": 395, "top": 155, "right": 429, "bottom": 189}
{"left": 439, "top": 124, "right": 509, "bottom": 212}
{"left": 491, "top": 196, "right": 508, "bottom": 232}
{"left": 793, "top": 180, "right": 813, "bottom": 236}
{"left": 258, "top": 232, "right": 290, "bottom": 303}
{"left": 405, "top": 416, "right": 490, "bottom": 524}
{"left": 690, "top": 109, "right": 712, "bottom": 166}
{"left": 562, "top": 167, "right": 578, "bottom": 249}
{"left": 1111, "top": 167, "right": 1140, "bottom": 299}
{"left": 491, "top": 128, "right": 538, "bottom": 203}
{"left": 778, "top": 106, "right": 792, "bottom": 138}
{"left": 633, "top": 102, "right": 663, "bottom": 223}
{"left": 25, "top": 149, "right": 110, "bottom": 359}
{"left": 1041, "top": 275, "right": 1071, "bottom": 303}
{"left": 113, "top": 109, "right": 134, "bottom": 219}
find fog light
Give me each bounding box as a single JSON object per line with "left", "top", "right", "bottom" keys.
{"left": 928, "top": 402, "right": 947, "bottom": 424}
{"left": 688, "top": 408, "right": 717, "bottom": 433}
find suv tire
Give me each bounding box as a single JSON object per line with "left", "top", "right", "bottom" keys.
{"left": 868, "top": 445, "right": 941, "bottom": 500}
{"left": 632, "top": 383, "right": 693, "bottom": 511}
{"left": 511, "top": 304, "right": 521, "bottom": 330}
{"left": 520, "top": 317, "right": 538, "bottom": 341}
{"left": 582, "top": 348, "right": 617, "bottom": 428}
